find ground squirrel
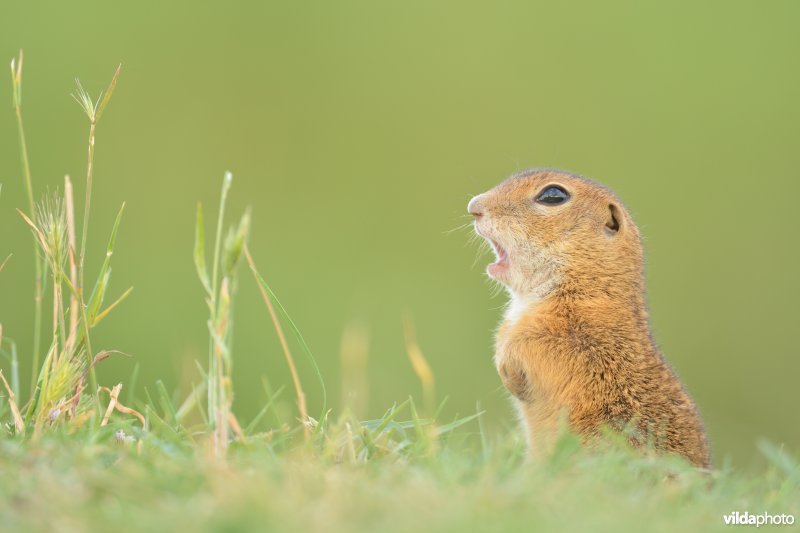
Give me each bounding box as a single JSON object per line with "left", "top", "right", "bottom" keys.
{"left": 468, "top": 169, "right": 711, "bottom": 468}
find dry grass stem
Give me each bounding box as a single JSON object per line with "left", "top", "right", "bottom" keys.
{"left": 243, "top": 244, "right": 309, "bottom": 438}
{"left": 64, "top": 176, "right": 79, "bottom": 346}
{"left": 100, "top": 383, "right": 145, "bottom": 428}
{"left": 228, "top": 412, "right": 245, "bottom": 440}
{"left": 0, "top": 369, "right": 25, "bottom": 433}
{"left": 100, "top": 383, "right": 122, "bottom": 426}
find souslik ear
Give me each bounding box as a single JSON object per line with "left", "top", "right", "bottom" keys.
{"left": 605, "top": 203, "right": 622, "bottom": 234}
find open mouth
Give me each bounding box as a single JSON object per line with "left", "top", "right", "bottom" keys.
{"left": 487, "top": 239, "right": 509, "bottom": 278}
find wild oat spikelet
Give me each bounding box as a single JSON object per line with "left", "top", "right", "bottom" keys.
{"left": 37, "top": 348, "right": 85, "bottom": 425}
{"left": 34, "top": 192, "right": 68, "bottom": 275}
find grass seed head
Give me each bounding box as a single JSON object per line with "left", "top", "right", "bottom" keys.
{"left": 34, "top": 191, "right": 68, "bottom": 275}
{"left": 38, "top": 350, "right": 85, "bottom": 424}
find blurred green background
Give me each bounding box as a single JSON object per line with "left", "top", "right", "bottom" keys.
{"left": 1, "top": 1, "right": 798, "bottom": 467}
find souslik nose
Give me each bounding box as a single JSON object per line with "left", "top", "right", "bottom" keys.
{"left": 468, "top": 195, "right": 484, "bottom": 218}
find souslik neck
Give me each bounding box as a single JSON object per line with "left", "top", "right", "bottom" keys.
{"left": 509, "top": 263, "right": 651, "bottom": 332}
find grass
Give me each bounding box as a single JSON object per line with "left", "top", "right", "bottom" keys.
{"left": 0, "top": 54, "right": 798, "bottom": 532}
{"left": 0, "top": 425, "right": 797, "bottom": 532}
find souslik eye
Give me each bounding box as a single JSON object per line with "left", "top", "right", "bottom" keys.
{"left": 536, "top": 185, "right": 569, "bottom": 205}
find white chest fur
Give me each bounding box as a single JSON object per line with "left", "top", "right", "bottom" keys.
{"left": 503, "top": 293, "right": 540, "bottom": 326}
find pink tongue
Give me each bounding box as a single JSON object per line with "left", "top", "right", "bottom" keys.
{"left": 488, "top": 255, "right": 508, "bottom": 277}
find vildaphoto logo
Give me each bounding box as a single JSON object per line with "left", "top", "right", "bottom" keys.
{"left": 723, "top": 511, "right": 795, "bottom": 527}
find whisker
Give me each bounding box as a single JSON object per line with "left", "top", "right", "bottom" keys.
{"left": 466, "top": 231, "right": 483, "bottom": 247}
{"left": 488, "top": 301, "right": 506, "bottom": 312}
{"left": 442, "top": 220, "right": 474, "bottom": 236}
{"left": 471, "top": 239, "right": 491, "bottom": 269}
{"left": 487, "top": 276, "right": 505, "bottom": 299}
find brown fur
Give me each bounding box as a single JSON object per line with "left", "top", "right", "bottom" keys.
{"left": 469, "top": 169, "right": 711, "bottom": 468}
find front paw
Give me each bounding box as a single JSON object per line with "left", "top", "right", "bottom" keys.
{"left": 498, "top": 360, "right": 530, "bottom": 401}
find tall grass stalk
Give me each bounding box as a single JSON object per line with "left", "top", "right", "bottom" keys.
{"left": 10, "top": 50, "right": 45, "bottom": 393}
{"left": 64, "top": 176, "right": 79, "bottom": 347}
{"left": 71, "top": 64, "right": 121, "bottom": 392}
{"left": 194, "top": 172, "right": 250, "bottom": 458}
{"left": 209, "top": 173, "right": 231, "bottom": 448}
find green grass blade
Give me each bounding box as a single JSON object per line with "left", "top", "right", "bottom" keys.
{"left": 407, "top": 397, "right": 428, "bottom": 447}
{"left": 0, "top": 337, "right": 20, "bottom": 399}
{"left": 95, "top": 64, "right": 121, "bottom": 122}
{"left": 434, "top": 411, "right": 484, "bottom": 437}
{"left": 244, "top": 384, "right": 285, "bottom": 435}
{"left": 87, "top": 202, "right": 125, "bottom": 321}
{"left": 433, "top": 395, "right": 449, "bottom": 420}
{"left": 144, "top": 403, "right": 188, "bottom": 446}
{"left": 175, "top": 380, "right": 208, "bottom": 423}
{"left": 125, "top": 362, "right": 140, "bottom": 406}
{"left": 367, "top": 398, "right": 411, "bottom": 438}
{"left": 92, "top": 286, "right": 133, "bottom": 326}
{"left": 211, "top": 172, "right": 233, "bottom": 299}
{"left": 26, "top": 339, "right": 57, "bottom": 419}
{"left": 248, "top": 266, "right": 327, "bottom": 418}
{"left": 194, "top": 203, "right": 212, "bottom": 297}
{"left": 155, "top": 380, "right": 178, "bottom": 426}
{"left": 759, "top": 440, "right": 800, "bottom": 485}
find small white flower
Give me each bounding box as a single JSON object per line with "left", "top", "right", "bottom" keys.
{"left": 115, "top": 429, "right": 136, "bottom": 444}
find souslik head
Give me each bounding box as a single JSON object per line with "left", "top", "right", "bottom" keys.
{"left": 468, "top": 168, "right": 645, "bottom": 303}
